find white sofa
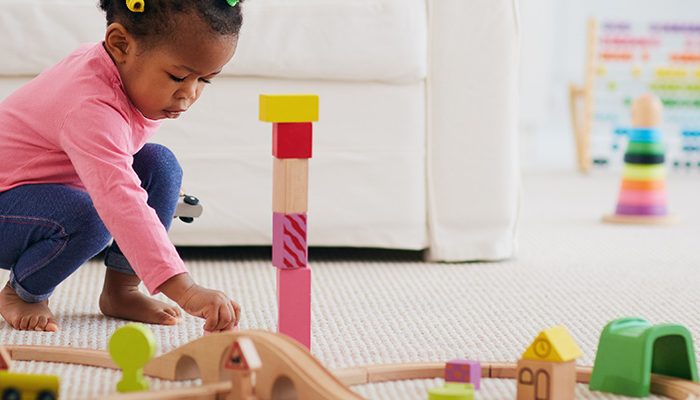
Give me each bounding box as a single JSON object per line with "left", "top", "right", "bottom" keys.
{"left": 0, "top": 0, "right": 520, "bottom": 261}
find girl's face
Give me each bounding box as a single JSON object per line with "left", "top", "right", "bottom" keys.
{"left": 105, "top": 20, "right": 237, "bottom": 120}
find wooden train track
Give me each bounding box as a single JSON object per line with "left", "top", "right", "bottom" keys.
{"left": 7, "top": 343, "right": 700, "bottom": 399}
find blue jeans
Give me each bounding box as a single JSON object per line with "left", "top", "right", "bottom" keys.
{"left": 0, "top": 144, "right": 182, "bottom": 303}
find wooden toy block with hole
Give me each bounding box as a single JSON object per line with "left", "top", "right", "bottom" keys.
{"left": 273, "top": 212, "right": 308, "bottom": 269}
{"left": 259, "top": 94, "right": 319, "bottom": 123}
{"left": 273, "top": 122, "right": 313, "bottom": 159}
{"left": 277, "top": 267, "right": 311, "bottom": 349}
{"left": 446, "top": 359, "right": 481, "bottom": 389}
{"left": 273, "top": 158, "right": 308, "bottom": 213}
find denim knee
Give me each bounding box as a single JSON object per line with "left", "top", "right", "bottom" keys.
{"left": 72, "top": 197, "right": 112, "bottom": 253}
{"left": 136, "top": 143, "right": 183, "bottom": 190}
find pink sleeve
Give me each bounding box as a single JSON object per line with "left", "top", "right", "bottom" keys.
{"left": 59, "top": 103, "right": 188, "bottom": 294}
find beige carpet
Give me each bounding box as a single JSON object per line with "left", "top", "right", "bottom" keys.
{"left": 1, "top": 171, "right": 699, "bottom": 399}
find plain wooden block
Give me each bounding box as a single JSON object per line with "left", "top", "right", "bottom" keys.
{"left": 277, "top": 267, "right": 312, "bottom": 349}
{"left": 259, "top": 94, "right": 319, "bottom": 123}
{"left": 273, "top": 122, "right": 313, "bottom": 159}
{"left": 272, "top": 212, "right": 308, "bottom": 269}
{"left": 273, "top": 158, "right": 308, "bottom": 213}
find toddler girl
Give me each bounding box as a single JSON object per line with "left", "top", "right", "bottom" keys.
{"left": 0, "top": 0, "right": 244, "bottom": 332}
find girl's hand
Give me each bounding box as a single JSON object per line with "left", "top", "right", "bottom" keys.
{"left": 179, "top": 284, "right": 241, "bottom": 332}
{"left": 159, "top": 274, "right": 241, "bottom": 332}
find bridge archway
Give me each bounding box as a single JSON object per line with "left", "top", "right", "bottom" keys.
{"left": 272, "top": 375, "right": 298, "bottom": 400}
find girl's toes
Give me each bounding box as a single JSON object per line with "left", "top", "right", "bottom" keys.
{"left": 35, "top": 315, "right": 49, "bottom": 331}
{"left": 19, "top": 315, "right": 31, "bottom": 330}
{"left": 46, "top": 320, "right": 59, "bottom": 332}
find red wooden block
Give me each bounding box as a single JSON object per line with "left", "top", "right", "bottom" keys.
{"left": 273, "top": 122, "right": 313, "bottom": 159}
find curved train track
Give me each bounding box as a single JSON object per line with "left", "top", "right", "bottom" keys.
{"left": 6, "top": 333, "right": 700, "bottom": 400}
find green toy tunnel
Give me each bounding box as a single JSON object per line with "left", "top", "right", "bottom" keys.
{"left": 589, "top": 317, "right": 699, "bottom": 397}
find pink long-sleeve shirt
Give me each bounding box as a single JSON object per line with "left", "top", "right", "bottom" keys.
{"left": 0, "top": 43, "right": 187, "bottom": 293}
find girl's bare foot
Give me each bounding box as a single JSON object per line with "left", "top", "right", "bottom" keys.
{"left": 99, "top": 268, "right": 180, "bottom": 325}
{"left": 0, "top": 284, "right": 58, "bottom": 331}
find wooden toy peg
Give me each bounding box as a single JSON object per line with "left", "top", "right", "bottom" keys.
{"left": 108, "top": 323, "right": 156, "bottom": 393}
{"left": 631, "top": 93, "right": 663, "bottom": 128}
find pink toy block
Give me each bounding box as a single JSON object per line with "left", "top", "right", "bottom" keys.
{"left": 273, "top": 122, "right": 313, "bottom": 159}
{"left": 277, "top": 267, "right": 311, "bottom": 349}
{"left": 446, "top": 359, "right": 481, "bottom": 389}
{"left": 272, "top": 212, "right": 307, "bottom": 269}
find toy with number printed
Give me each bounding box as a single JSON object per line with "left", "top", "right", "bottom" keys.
{"left": 0, "top": 0, "right": 244, "bottom": 332}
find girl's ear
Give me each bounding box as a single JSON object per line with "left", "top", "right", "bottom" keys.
{"left": 104, "top": 23, "right": 133, "bottom": 63}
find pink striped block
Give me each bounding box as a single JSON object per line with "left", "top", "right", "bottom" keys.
{"left": 277, "top": 267, "right": 311, "bottom": 349}
{"left": 272, "top": 212, "right": 307, "bottom": 269}
{"left": 617, "top": 189, "right": 666, "bottom": 206}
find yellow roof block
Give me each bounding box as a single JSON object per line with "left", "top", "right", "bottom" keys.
{"left": 522, "top": 325, "right": 582, "bottom": 362}
{"left": 259, "top": 94, "right": 319, "bottom": 122}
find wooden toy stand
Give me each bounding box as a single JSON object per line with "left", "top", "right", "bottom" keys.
{"left": 570, "top": 18, "right": 599, "bottom": 173}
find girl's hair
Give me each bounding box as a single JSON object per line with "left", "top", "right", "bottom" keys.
{"left": 99, "top": 0, "right": 244, "bottom": 46}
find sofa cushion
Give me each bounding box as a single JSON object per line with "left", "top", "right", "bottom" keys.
{"left": 0, "top": 0, "right": 427, "bottom": 83}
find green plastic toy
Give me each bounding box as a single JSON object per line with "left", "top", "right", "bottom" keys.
{"left": 428, "top": 383, "right": 474, "bottom": 400}
{"left": 589, "top": 317, "right": 698, "bottom": 397}
{"left": 108, "top": 323, "right": 157, "bottom": 393}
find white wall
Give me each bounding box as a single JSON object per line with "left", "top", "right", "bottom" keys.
{"left": 520, "top": 0, "right": 700, "bottom": 169}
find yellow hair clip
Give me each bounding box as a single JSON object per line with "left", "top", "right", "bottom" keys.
{"left": 126, "top": 0, "right": 144, "bottom": 12}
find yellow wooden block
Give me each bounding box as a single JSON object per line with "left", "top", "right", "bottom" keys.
{"left": 273, "top": 158, "right": 308, "bottom": 213}
{"left": 259, "top": 94, "right": 319, "bottom": 122}
{"left": 522, "top": 325, "right": 582, "bottom": 362}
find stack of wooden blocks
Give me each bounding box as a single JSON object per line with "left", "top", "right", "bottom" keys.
{"left": 259, "top": 94, "right": 319, "bottom": 349}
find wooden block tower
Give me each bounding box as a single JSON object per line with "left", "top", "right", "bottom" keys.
{"left": 603, "top": 93, "right": 676, "bottom": 225}
{"left": 259, "top": 94, "right": 318, "bottom": 349}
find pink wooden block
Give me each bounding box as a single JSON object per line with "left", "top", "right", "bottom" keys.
{"left": 273, "top": 122, "right": 313, "bottom": 159}
{"left": 617, "top": 188, "right": 666, "bottom": 206}
{"left": 277, "top": 267, "right": 311, "bottom": 349}
{"left": 272, "top": 212, "right": 307, "bottom": 269}
{"left": 446, "top": 359, "right": 481, "bottom": 389}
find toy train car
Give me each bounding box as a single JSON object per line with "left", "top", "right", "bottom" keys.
{"left": 0, "top": 371, "right": 59, "bottom": 400}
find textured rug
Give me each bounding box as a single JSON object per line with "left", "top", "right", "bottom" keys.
{"left": 0, "top": 171, "right": 698, "bottom": 399}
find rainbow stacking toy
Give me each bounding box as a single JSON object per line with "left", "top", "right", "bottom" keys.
{"left": 603, "top": 94, "right": 676, "bottom": 225}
